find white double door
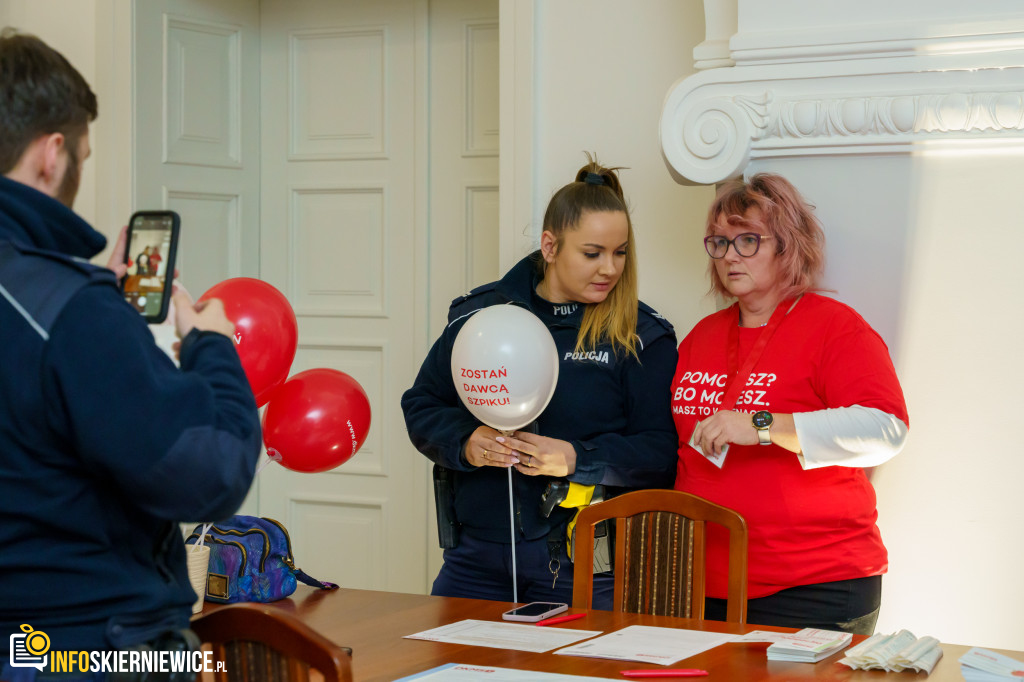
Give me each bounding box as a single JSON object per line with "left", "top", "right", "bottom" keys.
{"left": 134, "top": 0, "right": 498, "bottom": 593}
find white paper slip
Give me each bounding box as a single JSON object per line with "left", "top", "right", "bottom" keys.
{"left": 393, "top": 663, "right": 615, "bottom": 681}
{"left": 554, "top": 625, "right": 737, "bottom": 665}
{"left": 959, "top": 647, "right": 1024, "bottom": 680}
{"left": 734, "top": 630, "right": 799, "bottom": 644}
{"left": 688, "top": 421, "right": 728, "bottom": 468}
{"left": 404, "top": 620, "right": 601, "bottom": 653}
{"left": 766, "top": 628, "right": 852, "bottom": 662}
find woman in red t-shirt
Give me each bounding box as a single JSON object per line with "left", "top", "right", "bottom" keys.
{"left": 672, "top": 173, "right": 908, "bottom": 635}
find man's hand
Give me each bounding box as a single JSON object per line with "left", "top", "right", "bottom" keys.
{"left": 105, "top": 225, "right": 129, "bottom": 280}
{"left": 173, "top": 287, "right": 235, "bottom": 341}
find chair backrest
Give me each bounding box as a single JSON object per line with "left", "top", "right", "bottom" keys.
{"left": 571, "top": 489, "right": 748, "bottom": 623}
{"left": 190, "top": 603, "right": 353, "bottom": 682}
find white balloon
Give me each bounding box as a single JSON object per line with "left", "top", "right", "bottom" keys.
{"left": 450, "top": 304, "right": 559, "bottom": 433}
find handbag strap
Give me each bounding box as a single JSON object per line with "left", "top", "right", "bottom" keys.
{"left": 718, "top": 297, "right": 799, "bottom": 411}
{"left": 293, "top": 568, "right": 339, "bottom": 591}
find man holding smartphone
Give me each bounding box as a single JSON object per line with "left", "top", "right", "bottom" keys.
{"left": 0, "top": 28, "right": 262, "bottom": 678}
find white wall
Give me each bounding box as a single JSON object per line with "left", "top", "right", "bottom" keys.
{"left": 0, "top": 0, "right": 132, "bottom": 266}
{"left": 1, "top": 0, "right": 98, "bottom": 225}
{"left": 531, "top": 0, "right": 715, "bottom": 334}
{"left": 751, "top": 153, "right": 1024, "bottom": 649}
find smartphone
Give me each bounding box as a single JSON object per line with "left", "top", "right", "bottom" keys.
{"left": 121, "top": 210, "right": 180, "bottom": 323}
{"left": 501, "top": 602, "right": 568, "bottom": 622}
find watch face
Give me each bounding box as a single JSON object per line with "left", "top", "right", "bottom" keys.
{"left": 752, "top": 410, "right": 774, "bottom": 428}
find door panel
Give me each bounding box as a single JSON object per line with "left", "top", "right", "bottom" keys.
{"left": 258, "top": 0, "right": 427, "bottom": 593}
{"left": 425, "top": 0, "right": 499, "bottom": 582}
{"left": 134, "top": 0, "right": 497, "bottom": 594}
{"left": 133, "top": 0, "right": 262, "bottom": 516}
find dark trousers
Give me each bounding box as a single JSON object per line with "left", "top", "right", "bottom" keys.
{"left": 431, "top": 532, "right": 614, "bottom": 609}
{"left": 705, "top": 575, "right": 882, "bottom": 635}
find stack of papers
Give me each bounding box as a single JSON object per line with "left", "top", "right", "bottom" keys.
{"left": 554, "top": 625, "right": 737, "bottom": 665}
{"left": 960, "top": 647, "right": 1024, "bottom": 681}
{"left": 766, "top": 628, "right": 852, "bottom": 662}
{"left": 838, "top": 629, "right": 943, "bottom": 674}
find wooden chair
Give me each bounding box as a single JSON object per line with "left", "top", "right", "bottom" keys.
{"left": 571, "top": 489, "right": 748, "bottom": 623}
{"left": 190, "top": 603, "right": 353, "bottom": 682}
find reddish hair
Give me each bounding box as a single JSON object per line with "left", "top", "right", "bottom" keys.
{"left": 705, "top": 173, "right": 825, "bottom": 300}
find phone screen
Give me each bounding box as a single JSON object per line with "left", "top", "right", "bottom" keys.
{"left": 122, "top": 211, "right": 179, "bottom": 322}
{"left": 505, "top": 602, "right": 564, "bottom": 617}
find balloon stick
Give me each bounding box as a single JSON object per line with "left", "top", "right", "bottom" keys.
{"left": 255, "top": 448, "right": 283, "bottom": 476}
{"left": 505, "top": 434, "right": 518, "bottom": 605}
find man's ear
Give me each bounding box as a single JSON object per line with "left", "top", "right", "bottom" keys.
{"left": 4, "top": 132, "right": 66, "bottom": 197}
{"left": 40, "top": 132, "right": 67, "bottom": 188}
{"left": 540, "top": 230, "right": 558, "bottom": 263}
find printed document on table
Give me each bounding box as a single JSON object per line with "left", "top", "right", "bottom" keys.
{"left": 555, "top": 625, "right": 737, "bottom": 665}
{"left": 404, "top": 620, "right": 601, "bottom": 653}
{"left": 394, "top": 663, "right": 615, "bottom": 681}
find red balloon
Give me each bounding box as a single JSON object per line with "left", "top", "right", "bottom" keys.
{"left": 199, "top": 278, "right": 297, "bottom": 407}
{"left": 261, "top": 368, "right": 372, "bottom": 473}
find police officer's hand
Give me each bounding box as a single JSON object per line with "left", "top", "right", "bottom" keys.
{"left": 173, "top": 288, "right": 235, "bottom": 341}
{"left": 504, "top": 432, "right": 576, "bottom": 477}
{"left": 464, "top": 426, "right": 519, "bottom": 468}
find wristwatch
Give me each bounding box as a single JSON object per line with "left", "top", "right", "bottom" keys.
{"left": 751, "top": 410, "right": 774, "bottom": 445}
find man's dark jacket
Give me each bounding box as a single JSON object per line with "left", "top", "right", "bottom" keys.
{"left": 0, "top": 176, "right": 261, "bottom": 654}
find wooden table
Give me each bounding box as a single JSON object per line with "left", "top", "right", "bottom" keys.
{"left": 198, "top": 586, "right": 1021, "bottom": 681}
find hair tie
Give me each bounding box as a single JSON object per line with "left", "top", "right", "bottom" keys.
{"left": 583, "top": 172, "right": 606, "bottom": 186}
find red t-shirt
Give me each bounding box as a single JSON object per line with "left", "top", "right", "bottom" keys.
{"left": 672, "top": 293, "right": 908, "bottom": 599}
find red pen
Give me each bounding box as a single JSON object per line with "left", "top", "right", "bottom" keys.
{"left": 536, "top": 612, "right": 587, "bottom": 626}
{"left": 620, "top": 670, "right": 708, "bottom": 678}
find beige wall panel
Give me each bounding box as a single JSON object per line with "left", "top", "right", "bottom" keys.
{"left": 165, "top": 18, "right": 241, "bottom": 168}
{"left": 290, "top": 341, "right": 386, "bottom": 478}
{"left": 165, "top": 191, "right": 241, "bottom": 298}
{"left": 289, "top": 29, "right": 387, "bottom": 159}
{"left": 289, "top": 186, "right": 385, "bottom": 316}
{"left": 465, "top": 22, "right": 499, "bottom": 156}
{"left": 465, "top": 185, "right": 499, "bottom": 290}
{"left": 287, "top": 497, "right": 387, "bottom": 590}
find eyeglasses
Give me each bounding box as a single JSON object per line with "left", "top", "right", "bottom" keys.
{"left": 703, "top": 233, "right": 773, "bottom": 259}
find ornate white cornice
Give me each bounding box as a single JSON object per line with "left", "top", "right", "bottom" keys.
{"left": 661, "top": 30, "right": 1024, "bottom": 184}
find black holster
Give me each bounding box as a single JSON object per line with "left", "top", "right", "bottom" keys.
{"left": 432, "top": 464, "right": 461, "bottom": 549}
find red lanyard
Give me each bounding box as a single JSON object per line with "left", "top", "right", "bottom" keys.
{"left": 719, "top": 297, "right": 798, "bottom": 412}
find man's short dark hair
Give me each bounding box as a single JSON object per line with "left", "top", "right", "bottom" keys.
{"left": 0, "top": 28, "right": 98, "bottom": 174}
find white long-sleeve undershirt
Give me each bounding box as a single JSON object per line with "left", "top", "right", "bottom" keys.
{"left": 793, "top": 405, "right": 908, "bottom": 470}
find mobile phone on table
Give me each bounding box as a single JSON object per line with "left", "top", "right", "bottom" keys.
{"left": 121, "top": 210, "right": 180, "bottom": 323}
{"left": 501, "top": 602, "right": 568, "bottom": 622}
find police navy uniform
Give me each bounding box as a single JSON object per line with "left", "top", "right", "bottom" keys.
{"left": 401, "top": 251, "right": 678, "bottom": 603}
{"left": 0, "top": 176, "right": 262, "bottom": 663}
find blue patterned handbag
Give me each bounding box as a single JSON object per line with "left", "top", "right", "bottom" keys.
{"left": 185, "top": 516, "right": 337, "bottom": 603}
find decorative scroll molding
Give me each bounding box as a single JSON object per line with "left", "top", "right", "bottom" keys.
{"left": 661, "top": 64, "right": 1024, "bottom": 184}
